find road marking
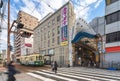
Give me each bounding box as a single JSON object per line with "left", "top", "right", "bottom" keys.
{"left": 36, "top": 71, "right": 78, "bottom": 81}
{"left": 59, "top": 69, "right": 119, "bottom": 81}
{"left": 27, "top": 73, "right": 56, "bottom": 81}
{"left": 42, "top": 70, "right": 99, "bottom": 81}
{"left": 60, "top": 67, "right": 120, "bottom": 76}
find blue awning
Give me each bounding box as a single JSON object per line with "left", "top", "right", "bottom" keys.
{"left": 72, "top": 32, "right": 96, "bottom": 43}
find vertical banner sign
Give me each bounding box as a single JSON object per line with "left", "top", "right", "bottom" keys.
{"left": 61, "top": 6, "right": 68, "bottom": 46}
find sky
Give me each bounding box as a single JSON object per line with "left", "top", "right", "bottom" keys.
{"left": 0, "top": 0, "right": 105, "bottom": 52}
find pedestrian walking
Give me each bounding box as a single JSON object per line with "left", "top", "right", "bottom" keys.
{"left": 7, "top": 61, "right": 20, "bottom": 81}
{"left": 53, "top": 61, "right": 58, "bottom": 74}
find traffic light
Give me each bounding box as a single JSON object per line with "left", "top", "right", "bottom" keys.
{"left": 8, "top": 45, "right": 13, "bottom": 51}
{"left": 21, "top": 31, "right": 31, "bottom": 38}
{"left": 17, "top": 23, "right": 24, "bottom": 29}
{"left": 10, "top": 45, "right": 13, "bottom": 51}
{"left": 0, "top": 0, "right": 3, "bottom": 8}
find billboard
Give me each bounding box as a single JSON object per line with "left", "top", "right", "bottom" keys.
{"left": 61, "top": 6, "right": 68, "bottom": 46}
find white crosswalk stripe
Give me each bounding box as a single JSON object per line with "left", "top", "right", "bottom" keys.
{"left": 27, "top": 73, "right": 56, "bottom": 81}
{"left": 27, "top": 67, "right": 120, "bottom": 81}
{"left": 42, "top": 70, "right": 99, "bottom": 81}
{"left": 58, "top": 68, "right": 120, "bottom": 80}
{"left": 36, "top": 71, "right": 78, "bottom": 81}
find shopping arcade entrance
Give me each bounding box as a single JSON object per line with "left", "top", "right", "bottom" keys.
{"left": 71, "top": 32, "right": 99, "bottom": 67}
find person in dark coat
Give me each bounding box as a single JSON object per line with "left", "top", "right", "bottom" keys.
{"left": 7, "top": 61, "right": 20, "bottom": 81}
{"left": 53, "top": 61, "right": 58, "bottom": 74}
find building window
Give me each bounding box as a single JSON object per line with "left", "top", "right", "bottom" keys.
{"left": 41, "top": 27, "right": 43, "bottom": 32}
{"left": 44, "top": 33, "right": 46, "bottom": 40}
{"left": 44, "top": 41, "right": 46, "bottom": 48}
{"left": 57, "top": 15, "right": 60, "bottom": 22}
{"left": 118, "top": 11, "right": 120, "bottom": 21}
{"left": 52, "top": 19, "right": 55, "bottom": 25}
{"left": 41, "top": 35, "right": 43, "bottom": 41}
{"left": 106, "top": 0, "right": 118, "bottom": 5}
{"left": 48, "top": 40, "right": 50, "bottom": 47}
{"left": 52, "top": 29, "right": 55, "bottom": 36}
{"left": 118, "top": 31, "right": 120, "bottom": 41}
{"left": 52, "top": 38, "right": 54, "bottom": 43}
{"left": 44, "top": 27, "right": 46, "bottom": 30}
{"left": 57, "top": 26, "right": 60, "bottom": 34}
{"left": 111, "top": 12, "right": 118, "bottom": 22}
{"left": 57, "top": 36, "right": 60, "bottom": 45}
{"left": 106, "top": 31, "right": 120, "bottom": 43}
{"left": 48, "top": 31, "right": 50, "bottom": 38}
{"left": 41, "top": 50, "right": 46, "bottom": 55}
{"left": 106, "top": 11, "right": 120, "bottom": 24}
{"left": 48, "top": 22, "right": 51, "bottom": 27}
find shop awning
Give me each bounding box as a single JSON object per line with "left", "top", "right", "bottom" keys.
{"left": 72, "top": 32, "right": 96, "bottom": 43}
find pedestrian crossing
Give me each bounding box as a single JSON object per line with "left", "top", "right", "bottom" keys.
{"left": 27, "top": 67, "right": 120, "bottom": 81}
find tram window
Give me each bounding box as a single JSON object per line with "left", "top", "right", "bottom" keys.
{"left": 36, "top": 56, "right": 39, "bottom": 61}
{"left": 39, "top": 56, "right": 42, "bottom": 60}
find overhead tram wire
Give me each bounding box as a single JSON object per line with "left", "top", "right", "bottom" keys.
{"left": 39, "top": 0, "right": 55, "bottom": 12}
{"left": 69, "top": 0, "right": 103, "bottom": 33}
{"left": 28, "top": 0, "right": 55, "bottom": 20}
{"left": 30, "top": 2, "right": 41, "bottom": 15}
{"left": 0, "top": 0, "right": 7, "bottom": 32}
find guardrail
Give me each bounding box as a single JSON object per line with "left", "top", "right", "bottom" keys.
{"left": 102, "top": 62, "right": 120, "bottom": 70}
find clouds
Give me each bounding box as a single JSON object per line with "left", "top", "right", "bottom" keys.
{"left": 20, "top": 0, "right": 69, "bottom": 20}
{"left": 72, "top": 0, "right": 103, "bottom": 21}
{"left": 14, "top": 0, "right": 19, "bottom": 3}
{"left": 11, "top": 0, "right": 103, "bottom": 21}
{"left": 94, "top": 0, "right": 103, "bottom": 9}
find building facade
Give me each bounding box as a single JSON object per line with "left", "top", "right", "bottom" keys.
{"left": 14, "top": 11, "right": 38, "bottom": 61}
{"left": 21, "top": 35, "right": 34, "bottom": 56}
{"left": 34, "top": 2, "right": 76, "bottom": 66}
{"left": 89, "top": 17, "right": 105, "bottom": 35}
{"left": 105, "top": 0, "right": 120, "bottom": 67}
{"left": 89, "top": 17, "right": 106, "bottom": 67}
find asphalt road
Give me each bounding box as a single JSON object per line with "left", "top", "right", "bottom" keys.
{"left": 15, "top": 64, "right": 51, "bottom": 73}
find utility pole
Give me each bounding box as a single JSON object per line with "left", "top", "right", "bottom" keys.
{"left": 7, "top": 0, "right": 10, "bottom": 62}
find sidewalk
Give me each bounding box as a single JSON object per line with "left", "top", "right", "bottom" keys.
{"left": 16, "top": 73, "right": 42, "bottom": 81}
{"left": 0, "top": 64, "right": 42, "bottom": 81}
{"left": 0, "top": 64, "right": 6, "bottom": 72}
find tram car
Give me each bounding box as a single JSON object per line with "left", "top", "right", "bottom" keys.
{"left": 20, "top": 53, "right": 44, "bottom": 66}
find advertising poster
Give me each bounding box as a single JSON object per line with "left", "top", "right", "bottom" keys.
{"left": 61, "top": 6, "right": 68, "bottom": 46}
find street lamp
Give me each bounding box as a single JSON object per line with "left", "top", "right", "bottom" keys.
{"left": 7, "top": 0, "right": 24, "bottom": 61}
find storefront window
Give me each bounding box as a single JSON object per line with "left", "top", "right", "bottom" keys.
{"left": 48, "top": 49, "right": 55, "bottom": 55}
